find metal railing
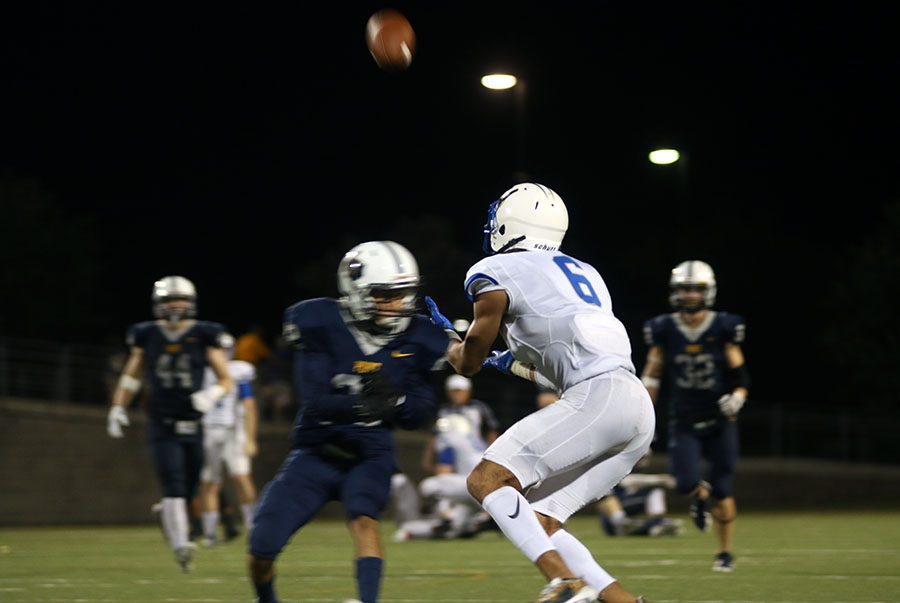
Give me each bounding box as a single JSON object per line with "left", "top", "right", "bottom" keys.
{"left": 1, "top": 336, "right": 898, "bottom": 465}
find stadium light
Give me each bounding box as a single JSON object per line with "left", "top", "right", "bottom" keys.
{"left": 481, "top": 74, "right": 518, "bottom": 90}
{"left": 649, "top": 149, "right": 680, "bottom": 165}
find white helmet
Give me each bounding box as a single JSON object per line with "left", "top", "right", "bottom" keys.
{"left": 152, "top": 276, "right": 197, "bottom": 323}
{"left": 337, "top": 241, "right": 420, "bottom": 335}
{"left": 483, "top": 182, "right": 569, "bottom": 254}
{"left": 669, "top": 260, "right": 717, "bottom": 313}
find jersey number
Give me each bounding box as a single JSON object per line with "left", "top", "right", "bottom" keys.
{"left": 156, "top": 353, "right": 193, "bottom": 389}
{"left": 331, "top": 373, "right": 363, "bottom": 394}
{"left": 553, "top": 256, "right": 601, "bottom": 307}
{"left": 673, "top": 353, "right": 716, "bottom": 390}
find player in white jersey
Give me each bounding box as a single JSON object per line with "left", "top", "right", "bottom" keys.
{"left": 391, "top": 376, "right": 496, "bottom": 541}
{"left": 199, "top": 353, "right": 259, "bottom": 546}
{"left": 425, "top": 183, "right": 654, "bottom": 603}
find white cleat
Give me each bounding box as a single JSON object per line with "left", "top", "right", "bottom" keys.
{"left": 534, "top": 577, "right": 598, "bottom": 603}
{"left": 175, "top": 542, "right": 197, "bottom": 573}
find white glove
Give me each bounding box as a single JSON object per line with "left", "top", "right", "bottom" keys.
{"left": 191, "top": 384, "right": 226, "bottom": 413}
{"left": 107, "top": 405, "right": 130, "bottom": 438}
{"left": 718, "top": 390, "right": 747, "bottom": 417}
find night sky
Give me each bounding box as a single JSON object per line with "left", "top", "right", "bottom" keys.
{"left": 3, "top": 2, "right": 899, "bottom": 408}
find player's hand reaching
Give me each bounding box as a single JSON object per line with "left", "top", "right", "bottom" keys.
{"left": 482, "top": 350, "right": 514, "bottom": 375}
{"left": 717, "top": 390, "right": 747, "bottom": 417}
{"left": 423, "top": 296, "right": 453, "bottom": 330}
{"left": 107, "top": 405, "right": 130, "bottom": 438}
{"left": 352, "top": 372, "right": 404, "bottom": 427}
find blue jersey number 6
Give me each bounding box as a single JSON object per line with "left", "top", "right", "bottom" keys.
{"left": 553, "top": 256, "right": 602, "bottom": 307}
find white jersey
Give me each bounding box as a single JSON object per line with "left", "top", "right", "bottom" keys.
{"left": 465, "top": 250, "right": 634, "bottom": 392}
{"left": 202, "top": 359, "right": 256, "bottom": 428}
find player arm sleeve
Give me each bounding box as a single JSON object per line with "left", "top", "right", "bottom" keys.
{"left": 294, "top": 347, "right": 361, "bottom": 424}
{"left": 392, "top": 370, "right": 438, "bottom": 430}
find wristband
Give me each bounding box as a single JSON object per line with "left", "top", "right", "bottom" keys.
{"left": 641, "top": 375, "right": 660, "bottom": 389}
{"left": 118, "top": 375, "right": 141, "bottom": 392}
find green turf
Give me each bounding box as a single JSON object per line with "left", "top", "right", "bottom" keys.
{"left": 1, "top": 511, "right": 898, "bottom": 602}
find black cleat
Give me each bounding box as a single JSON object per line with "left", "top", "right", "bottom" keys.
{"left": 712, "top": 551, "right": 735, "bottom": 572}
{"left": 689, "top": 498, "right": 711, "bottom": 532}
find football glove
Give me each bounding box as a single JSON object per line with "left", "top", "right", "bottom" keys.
{"left": 482, "top": 350, "right": 514, "bottom": 375}
{"left": 352, "top": 373, "right": 404, "bottom": 427}
{"left": 191, "top": 384, "right": 226, "bottom": 413}
{"left": 423, "top": 296, "right": 453, "bottom": 330}
{"left": 107, "top": 405, "right": 130, "bottom": 438}
{"left": 718, "top": 390, "right": 747, "bottom": 417}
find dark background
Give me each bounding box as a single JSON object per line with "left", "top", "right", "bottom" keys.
{"left": 2, "top": 2, "right": 899, "bottom": 412}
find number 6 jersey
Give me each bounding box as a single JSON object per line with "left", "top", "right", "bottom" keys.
{"left": 465, "top": 250, "right": 635, "bottom": 392}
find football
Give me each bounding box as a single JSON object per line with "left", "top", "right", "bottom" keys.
{"left": 366, "top": 9, "right": 416, "bottom": 71}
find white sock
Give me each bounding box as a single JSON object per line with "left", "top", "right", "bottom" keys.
{"left": 550, "top": 529, "right": 615, "bottom": 591}
{"left": 482, "top": 486, "right": 553, "bottom": 562}
{"left": 241, "top": 503, "right": 255, "bottom": 532}
{"left": 645, "top": 488, "right": 667, "bottom": 516}
{"left": 392, "top": 474, "right": 422, "bottom": 523}
{"left": 202, "top": 511, "right": 219, "bottom": 540}
{"left": 161, "top": 497, "right": 189, "bottom": 550}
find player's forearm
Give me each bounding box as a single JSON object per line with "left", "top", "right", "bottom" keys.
{"left": 392, "top": 391, "right": 437, "bottom": 430}
{"left": 111, "top": 355, "right": 143, "bottom": 407}
{"left": 447, "top": 339, "right": 487, "bottom": 376}
{"left": 304, "top": 393, "right": 362, "bottom": 424}
{"left": 243, "top": 397, "right": 259, "bottom": 442}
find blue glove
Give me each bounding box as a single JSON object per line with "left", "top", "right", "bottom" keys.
{"left": 424, "top": 296, "right": 454, "bottom": 331}
{"left": 482, "top": 350, "right": 514, "bottom": 375}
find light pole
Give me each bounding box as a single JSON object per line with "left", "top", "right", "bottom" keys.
{"left": 481, "top": 73, "right": 528, "bottom": 181}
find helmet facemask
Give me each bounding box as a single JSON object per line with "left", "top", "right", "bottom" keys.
{"left": 668, "top": 261, "right": 717, "bottom": 313}
{"left": 152, "top": 276, "right": 197, "bottom": 325}
{"left": 338, "top": 242, "right": 420, "bottom": 336}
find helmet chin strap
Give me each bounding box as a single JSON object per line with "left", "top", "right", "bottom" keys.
{"left": 680, "top": 304, "right": 706, "bottom": 314}
{"left": 493, "top": 235, "right": 526, "bottom": 255}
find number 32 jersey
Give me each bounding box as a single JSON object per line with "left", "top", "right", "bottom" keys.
{"left": 465, "top": 250, "right": 635, "bottom": 392}
{"left": 643, "top": 311, "right": 746, "bottom": 423}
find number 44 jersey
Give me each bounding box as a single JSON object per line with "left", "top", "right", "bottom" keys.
{"left": 465, "top": 250, "right": 636, "bottom": 392}
{"left": 127, "top": 319, "right": 230, "bottom": 420}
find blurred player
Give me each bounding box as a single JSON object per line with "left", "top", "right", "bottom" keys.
{"left": 420, "top": 374, "right": 499, "bottom": 475}
{"left": 247, "top": 241, "right": 448, "bottom": 603}
{"left": 198, "top": 340, "right": 259, "bottom": 546}
{"left": 391, "top": 375, "right": 498, "bottom": 541}
{"left": 107, "top": 276, "right": 234, "bottom": 572}
{"left": 596, "top": 465, "right": 683, "bottom": 538}
{"left": 428, "top": 183, "right": 653, "bottom": 603}
{"left": 641, "top": 260, "right": 749, "bottom": 572}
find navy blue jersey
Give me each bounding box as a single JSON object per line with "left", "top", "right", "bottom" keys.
{"left": 127, "top": 320, "right": 229, "bottom": 420}
{"left": 282, "top": 298, "right": 448, "bottom": 457}
{"left": 643, "top": 311, "right": 746, "bottom": 423}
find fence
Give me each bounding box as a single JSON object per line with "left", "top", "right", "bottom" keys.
{"left": 2, "top": 336, "right": 898, "bottom": 465}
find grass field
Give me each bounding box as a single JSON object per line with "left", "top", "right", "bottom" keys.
{"left": 1, "top": 511, "right": 899, "bottom": 602}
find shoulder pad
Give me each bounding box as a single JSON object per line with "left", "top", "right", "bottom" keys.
{"left": 464, "top": 256, "right": 505, "bottom": 302}
{"left": 126, "top": 321, "right": 156, "bottom": 347}
{"left": 283, "top": 297, "right": 341, "bottom": 347}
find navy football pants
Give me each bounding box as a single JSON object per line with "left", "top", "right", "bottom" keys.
{"left": 148, "top": 420, "right": 204, "bottom": 500}
{"left": 668, "top": 419, "right": 739, "bottom": 499}
{"left": 250, "top": 448, "right": 395, "bottom": 560}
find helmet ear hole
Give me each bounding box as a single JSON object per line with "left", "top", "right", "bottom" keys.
{"left": 498, "top": 224, "right": 506, "bottom": 235}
